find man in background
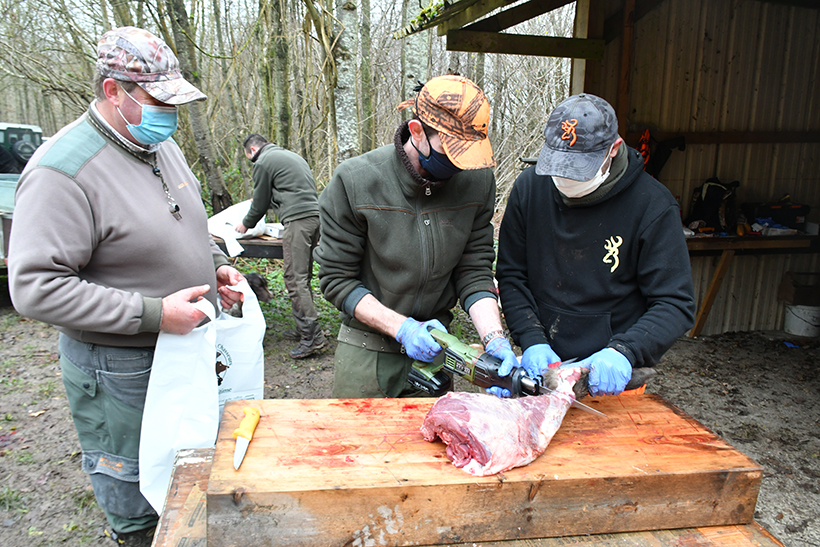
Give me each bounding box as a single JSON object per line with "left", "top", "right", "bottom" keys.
{"left": 235, "top": 134, "right": 325, "bottom": 359}
{"left": 497, "top": 93, "right": 695, "bottom": 396}
{"left": 9, "top": 26, "right": 244, "bottom": 546}
{"left": 316, "top": 75, "right": 518, "bottom": 399}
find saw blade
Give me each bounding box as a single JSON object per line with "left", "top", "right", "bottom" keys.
{"left": 538, "top": 385, "right": 607, "bottom": 418}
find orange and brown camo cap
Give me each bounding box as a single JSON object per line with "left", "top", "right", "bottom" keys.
{"left": 397, "top": 75, "right": 495, "bottom": 170}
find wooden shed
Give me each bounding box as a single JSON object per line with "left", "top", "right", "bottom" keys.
{"left": 415, "top": 0, "right": 820, "bottom": 336}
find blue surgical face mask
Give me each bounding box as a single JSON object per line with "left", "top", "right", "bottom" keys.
{"left": 414, "top": 132, "right": 462, "bottom": 181}
{"left": 117, "top": 86, "right": 178, "bottom": 145}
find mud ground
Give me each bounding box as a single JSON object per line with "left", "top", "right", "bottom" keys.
{"left": 0, "top": 293, "right": 818, "bottom": 546}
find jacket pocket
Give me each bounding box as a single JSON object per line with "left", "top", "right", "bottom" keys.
{"left": 536, "top": 300, "right": 612, "bottom": 361}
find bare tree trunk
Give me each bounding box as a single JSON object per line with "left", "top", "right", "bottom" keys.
{"left": 333, "top": 0, "right": 359, "bottom": 162}
{"left": 360, "top": 0, "right": 373, "bottom": 152}
{"left": 401, "top": 0, "right": 427, "bottom": 103}
{"left": 165, "top": 0, "right": 233, "bottom": 213}
{"left": 272, "top": 0, "right": 291, "bottom": 147}
{"left": 474, "top": 52, "right": 485, "bottom": 89}
{"left": 303, "top": 0, "right": 338, "bottom": 175}
{"left": 108, "top": 0, "right": 133, "bottom": 27}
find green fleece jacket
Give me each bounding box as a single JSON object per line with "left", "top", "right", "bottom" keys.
{"left": 243, "top": 143, "right": 319, "bottom": 226}
{"left": 316, "top": 123, "right": 497, "bottom": 331}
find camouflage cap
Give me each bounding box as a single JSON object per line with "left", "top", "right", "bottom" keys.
{"left": 535, "top": 93, "right": 619, "bottom": 180}
{"left": 96, "top": 26, "right": 206, "bottom": 105}
{"left": 397, "top": 75, "right": 495, "bottom": 170}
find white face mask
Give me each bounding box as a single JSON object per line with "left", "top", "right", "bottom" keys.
{"left": 553, "top": 144, "right": 615, "bottom": 198}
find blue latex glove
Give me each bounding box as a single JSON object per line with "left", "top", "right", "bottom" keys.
{"left": 520, "top": 343, "right": 561, "bottom": 380}
{"left": 576, "top": 347, "right": 632, "bottom": 396}
{"left": 483, "top": 337, "right": 518, "bottom": 398}
{"left": 396, "top": 318, "right": 447, "bottom": 362}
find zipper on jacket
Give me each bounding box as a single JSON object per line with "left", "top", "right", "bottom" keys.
{"left": 413, "top": 191, "right": 432, "bottom": 316}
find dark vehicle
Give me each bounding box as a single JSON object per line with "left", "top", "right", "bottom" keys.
{"left": 0, "top": 122, "right": 44, "bottom": 174}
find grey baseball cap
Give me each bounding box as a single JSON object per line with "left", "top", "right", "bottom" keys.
{"left": 535, "top": 93, "right": 619, "bottom": 180}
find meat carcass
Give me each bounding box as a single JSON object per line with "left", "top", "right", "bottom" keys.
{"left": 420, "top": 368, "right": 580, "bottom": 476}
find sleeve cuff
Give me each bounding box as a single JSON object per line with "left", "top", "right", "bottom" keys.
{"left": 342, "top": 285, "right": 372, "bottom": 317}
{"left": 463, "top": 291, "right": 497, "bottom": 312}
{"left": 213, "top": 254, "right": 231, "bottom": 271}
{"left": 607, "top": 341, "right": 637, "bottom": 367}
{"left": 518, "top": 329, "right": 550, "bottom": 351}
{"left": 139, "top": 297, "right": 163, "bottom": 333}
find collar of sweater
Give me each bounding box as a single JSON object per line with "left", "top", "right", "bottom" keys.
{"left": 88, "top": 101, "right": 160, "bottom": 157}
{"left": 251, "top": 142, "right": 277, "bottom": 163}
{"left": 393, "top": 120, "right": 445, "bottom": 191}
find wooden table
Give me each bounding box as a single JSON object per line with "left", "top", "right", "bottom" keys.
{"left": 157, "top": 395, "right": 776, "bottom": 546}
{"left": 153, "top": 394, "right": 783, "bottom": 547}
{"left": 686, "top": 235, "right": 820, "bottom": 337}
{"left": 212, "top": 235, "right": 283, "bottom": 260}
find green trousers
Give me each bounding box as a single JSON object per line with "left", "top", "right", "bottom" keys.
{"left": 281, "top": 215, "right": 321, "bottom": 339}
{"left": 59, "top": 334, "right": 158, "bottom": 533}
{"left": 331, "top": 325, "right": 432, "bottom": 398}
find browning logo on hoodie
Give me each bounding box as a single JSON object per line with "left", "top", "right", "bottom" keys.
{"left": 603, "top": 236, "right": 623, "bottom": 273}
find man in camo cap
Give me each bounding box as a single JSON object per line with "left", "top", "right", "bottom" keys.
{"left": 9, "top": 26, "right": 244, "bottom": 546}
{"left": 316, "top": 75, "right": 520, "bottom": 400}
{"left": 496, "top": 93, "right": 695, "bottom": 398}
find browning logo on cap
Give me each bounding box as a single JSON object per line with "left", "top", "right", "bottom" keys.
{"left": 561, "top": 119, "right": 578, "bottom": 146}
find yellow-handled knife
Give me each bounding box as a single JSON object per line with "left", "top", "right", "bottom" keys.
{"left": 233, "top": 406, "right": 260, "bottom": 470}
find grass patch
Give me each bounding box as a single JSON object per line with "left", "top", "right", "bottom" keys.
{"left": 1, "top": 486, "right": 29, "bottom": 514}
{"left": 16, "top": 450, "right": 35, "bottom": 464}
{"left": 38, "top": 380, "right": 58, "bottom": 398}
{"left": 0, "top": 312, "right": 19, "bottom": 331}
{"left": 234, "top": 259, "right": 342, "bottom": 337}
{"left": 75, "top": 488, "right": 97, "bottom": 511}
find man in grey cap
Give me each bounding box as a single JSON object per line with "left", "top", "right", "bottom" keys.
{"left": 496, "top": 94, "right": 695, "bottom": 396}
{"left": 9, "top": 26, "right": 244, "bottom": 545}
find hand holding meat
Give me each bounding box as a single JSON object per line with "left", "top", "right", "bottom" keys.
{"left": 521, "top": 343, "right": 561, "bottom": 379}
{"left": 396, "top": 318, "right": 447, "bottom": 362}
{"left": 574, "top": 347, "right": 632, "bottom": 395}
{"left": 483, "top": 337, "right": 518, "bottom": 398}
{"left": 160, "top": 285, "right": 210, "bottom": 334}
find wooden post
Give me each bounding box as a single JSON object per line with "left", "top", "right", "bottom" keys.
{"left": 690, "top": 250, "right": 736, "bottom": 337}
{"left": 570, "top": 0, "right": 590, "bottom": 95}
{"left": 617, "top": 0, "right": 636, "bottom": 135}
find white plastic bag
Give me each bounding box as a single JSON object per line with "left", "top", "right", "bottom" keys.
{"left": 215, "top": 282, "right": 266, "bottom": 414}
{"left": 139, "top": 280, "right": 266, "bottom": 512}
{"left": 208, "top": 200, "right": 267, "bottom": 257}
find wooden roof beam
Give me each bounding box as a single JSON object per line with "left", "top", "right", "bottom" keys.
{"left": 458, "top": 0, "right": 574, "bottom": 34}
{"left": 437, "top": 0, "right": 520, "bottom": 36}
{"left": 446, "top": 30, "right": 605, "bottom": 59}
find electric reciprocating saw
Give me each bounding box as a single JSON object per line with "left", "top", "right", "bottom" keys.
{"left": 406, "top": 328, "right": 607, "bottom": 417}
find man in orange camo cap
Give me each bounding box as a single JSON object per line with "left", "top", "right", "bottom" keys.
{"left": 316, "top": 75, "right": 519, "bottom": 399}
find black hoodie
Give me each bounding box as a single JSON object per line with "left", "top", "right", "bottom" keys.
{"left": 496, "top": 145, "right": 695, "bottom": 368}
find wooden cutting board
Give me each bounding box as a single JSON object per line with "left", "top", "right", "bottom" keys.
{"left": 207, "top": 395, "right": 762, "bottom": 547}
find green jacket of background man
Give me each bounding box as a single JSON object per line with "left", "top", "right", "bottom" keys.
{"left": 243, "top": 143, "right": 319, "bottom": 226}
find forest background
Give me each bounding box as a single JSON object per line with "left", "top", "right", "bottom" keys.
{"left": 0, "top": 0, "right": 575, "bottom": 213}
